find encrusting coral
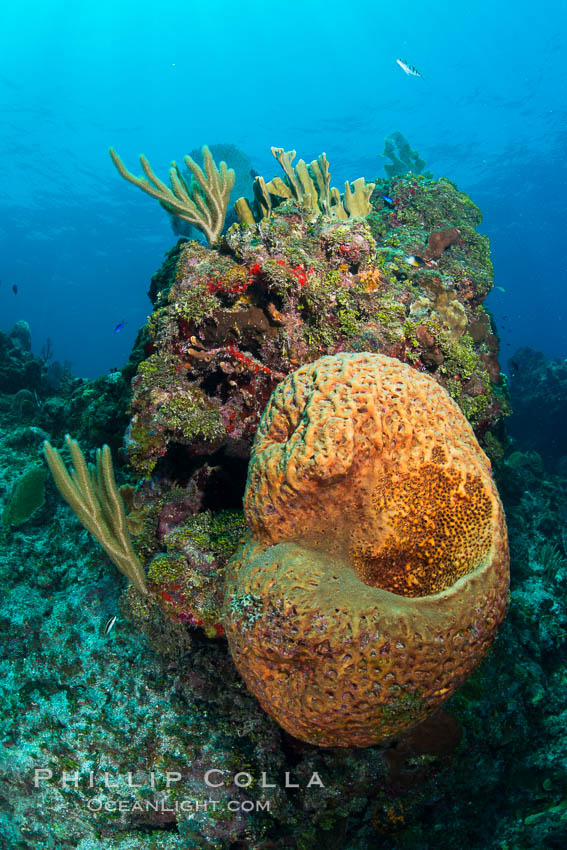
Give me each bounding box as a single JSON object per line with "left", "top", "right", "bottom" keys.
{"left": 109, "top": 145, "right": 235, "bottom": 246}
{"left": 424, "top": 226, "right": 461, "bottom": 261}
{"left": 223, "top": 353, "right": 509, "bottom": 747}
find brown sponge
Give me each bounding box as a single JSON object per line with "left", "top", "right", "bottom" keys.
{"left": 223, "top": 353, "right": 509, "bottom": 747}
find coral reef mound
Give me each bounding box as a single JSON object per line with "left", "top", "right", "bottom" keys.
{"left": 223, "top": 352, "right": 509, "bottom": 747}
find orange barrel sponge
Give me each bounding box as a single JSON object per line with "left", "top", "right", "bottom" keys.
{"left": 223, "top": 353, "right": 509, "bottom": 747}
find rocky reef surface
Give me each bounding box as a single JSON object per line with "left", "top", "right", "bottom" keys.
{"left": 121, "top": 171, "right": 509, "bottom": 637}
{"left": 130, "top": 171, "right": 507, "bottom": 485}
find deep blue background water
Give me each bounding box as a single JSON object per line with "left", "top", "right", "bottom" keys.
{"left": 1, "top": 0, "right": 566, "bottom": 377}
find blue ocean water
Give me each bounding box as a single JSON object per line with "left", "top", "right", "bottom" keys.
{"left": 4, "top": 5, "right": 567, "bottom": 846}
{"left": 1, "top": 0, "right": 565, "bottom": 377}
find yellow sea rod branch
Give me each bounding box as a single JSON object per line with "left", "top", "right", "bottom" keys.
{"left": 43, "top": 435, "right": 148, "bottom": 596}
{"left": 109, "top": 145, "right": 235, "bottom": 245}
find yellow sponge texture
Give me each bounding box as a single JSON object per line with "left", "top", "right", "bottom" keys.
{"left": 223, "top": 353, "right": 509, "bottom": 747}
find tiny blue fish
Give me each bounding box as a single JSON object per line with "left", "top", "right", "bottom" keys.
{"left": 104, "top": 615, "right": 117, "bottom": 636}
{"left": 383, "top": 195, "right": 394, "bottom": 206}
{"left": 12, "top": 284, "right": 18, "bottom": 295}
{"left": 114, "top": 321, "right": 126, "bottom": 333}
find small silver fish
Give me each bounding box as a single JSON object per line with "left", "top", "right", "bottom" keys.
{"left": 104, "top": 615, "right": 117, "bottom": 636}
{"left": 396, "top": 59, "right": 423, "bottom": 78}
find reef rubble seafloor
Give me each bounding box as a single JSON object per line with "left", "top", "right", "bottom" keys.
{"left": 2, "top": 163, "right": 567, "bottom": 849}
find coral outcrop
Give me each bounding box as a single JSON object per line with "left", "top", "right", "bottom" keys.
{"left": 0, "top": 322, "right": 45, "bottom": 394}
{"left": 118, "top": 160, "right": 510, "bottom": 650}
{"left": 126, "top": 172, "right": 508, "bottom": 489}
{"left": 223, "top": 353, "right": 509, "bottom": 747}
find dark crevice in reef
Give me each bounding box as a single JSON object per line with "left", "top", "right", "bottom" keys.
{"left": 155, "top": 443, "right": 249, "bottom": 510}
{"left": 200, "top": 449, "right": 250, "bottom": 511}
{"left": 200, "top": 366, "right": 232, "bottom": 402}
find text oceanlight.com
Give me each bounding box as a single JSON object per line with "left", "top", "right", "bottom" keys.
{"left": 86, "top": 798, "right": 271, "bottom": 813}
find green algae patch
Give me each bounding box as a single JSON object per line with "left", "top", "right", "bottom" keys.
{"left": 157, "top": 392, "right": 225, "bottom": 443}
{"left": 147, "top": 552, "right": 187, "bottom": 583}
{"left": 166, "top": 509, "right": 247, "bottom": 564}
